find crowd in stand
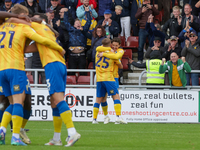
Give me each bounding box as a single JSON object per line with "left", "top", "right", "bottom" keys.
{"left": 0, "top": 0, "right": 200, "bottom": 86}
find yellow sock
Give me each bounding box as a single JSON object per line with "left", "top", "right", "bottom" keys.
{"left": 114, "top": 100, "right": 121, "bottom": 116}
{"left": 12, "top": 115, "right": 23, "bottom": 134}
{"left": 53, "top": 116, "right": 62, "bottom": 133}
{"left": 21, "top": 119, "right": 28, "bottom": 129}
{"left": 60, "top": 110, "right": 74, "bottom": 129}
{"left": 1, "top": 112, "right": 12, "bottom": 128}
{"left": 101, "top": 102, "right": 108, "bottom": 116}
{"left": 93, "top": 103, "right": 100, "bottom": 119}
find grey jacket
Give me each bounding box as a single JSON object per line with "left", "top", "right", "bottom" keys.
{"left": 181, "top": 42, "right": 200, "bottom": 70}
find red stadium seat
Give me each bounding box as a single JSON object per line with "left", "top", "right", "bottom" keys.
{"left": 27, "top": 74, "right": 34, "bottom": 84}
{"left": 123, "top": 49, "right": 132, "bottom": 59}
{"left": 88, "top": 62, "right": 94, "bottom": 69}
{"left": 119, "top": 36, "right": 126, "bottom": 47}
{"left": 121, "top": 58, "right": 129, "bottom": 70}
{"left": 126, "top": 36, "right": 139, "bottom": 48}
{"left": 67, "top": 76, "right": 77, "bottom": 85}
{"left": 77, "top": 76, "right": 90, "bottom": 85}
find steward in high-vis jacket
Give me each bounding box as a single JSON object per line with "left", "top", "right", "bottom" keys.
{"left": 128, "top": 50, "right": 165, "bottom": 85}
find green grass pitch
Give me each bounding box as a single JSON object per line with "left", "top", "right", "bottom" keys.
{"left": 1, "top": 121, "right": 200, "bottom": 150}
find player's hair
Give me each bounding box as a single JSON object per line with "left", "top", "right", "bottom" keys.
{"left": 173, "top": 6, "right": 180, "bottom": 11}
{"left": 111, "top": 37, "right": 121, "bottom": 45}
{"left": 11, "top": 4, "right": 29, "bottom": 15}
{"left": 102, "top": 38, "right": 111, "bottom": 47}
{"left": 34, "top": 12, "right": 48, "bottom": 23}
{"left": 115, "top": 5, "right": 123, "bottom": 10}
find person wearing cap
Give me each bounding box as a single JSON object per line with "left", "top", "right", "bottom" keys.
{"left": 161, "top": 35, "right": 182, "bottom": 61}
{"left": 129, "top": 50, "right": 165, "bottom": 85}
{"left": 47, "top": 0, "right": 63, "bottom": 19}
{"left": 97, "top": 9, "right": 120, "bottom": 39}
{"left": 135, "top": 0, "right": 159, "bottom": 63}
{"left": 145, "top": 36, "right": 164, "bottom": 59}
{"left": 76, "top": 0, "right": 98, "bottom": 21}
{"left": 145, "top": 14, "right": 165, "bottom": 47}
{"left": 159, "top": 52, "right": 191, "bottom": 87}
{"left": 20, "top": 0, "right": 42, "bottom": 13}
{"left": 0, "top": 0, "right": 13, "bottom": 11}
{"left": 181, "top": 31, "right": 200, "bottom": 86}
{"left": 111, "top": 0, "right": 131, "bottom": 41}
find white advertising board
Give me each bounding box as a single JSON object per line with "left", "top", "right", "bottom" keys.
{"left": 29, "top": 89, "right": 199, "bottom": 123}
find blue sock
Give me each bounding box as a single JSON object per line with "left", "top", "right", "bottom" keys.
{"left": 57, "top": 101, "right": 70, "bottom": 114}
{"left": 23, "top": 108, "right": 31, "bottom": 120}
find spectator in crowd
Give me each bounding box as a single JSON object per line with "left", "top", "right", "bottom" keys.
{"left": 87, "top": 25, "right": 106, "bottom": 68}
{"left": 98, "top": 0, "right": 112, "bottom": 21}
{"left": 181, "top": 31, "right": 200, "bottom": 86}
{"left": 97, "top": 9, "right": 120, "bottom": 39}
{"left": 20, "top": 0, "right": 42, "bottom": 13}
{"left": 61, "top": 0, "right": 78, "bottom": 20}
{"left": 111, "top": 5, "right": 123, "bottom": 34}
{"left": 145, "top": 36, "right": 164, "bottom": 59}
{"left": 161, "top": 35, "right": 182, "bottom": 61}
{"left": 111, "top": 0, "right": 130, "bottom": 41}
{"left": 130, "top": 0, "right": 142, "bottom": 36}
{"left": 178, "top": 20, "right": 196, "bottom": 48}
{"left": 46, "top": 8, "right": 58, "bottom": 28}
{"left": 151, "top": 0, "right": 158, "bottom": 9}
{"left": 129, "top": 50, "right": 165, "bottom": 85}
{"left": 76, "top": 0, "right": 97, "bottom": 9}
{"left": 157, "top": 0, "right": 171, "bottom": 24}
{"left": 145, "top": 14, "right": 165, "bottom": 47}
{"left": 76, "top": 0, "right": 98, "bottom": 21}
{"left": 159, "top": 52, "right": 191, "bottom": 87}
{"left": 182, "top": 0, "right": 199, "bottom": 16}
{"left": 193, "top": 1, "right": 200, "bottom": 38}
{"left": 39, "top": 0, "right": 51, "bottom": 12}
{"left": 135, "top": 0, "right": 159, "bottom": 63}
{"left": 181, "top": 3, "right": 199, "bottom": 33}
{"left": 56, "top": 8, "right": 74, "bottom": 59}
{"left": 0, "top": 0, "right": 13, "bottom": 11}
{"left": 63, "top": 10, "right": 91, "bottom": 75}
{"left": 162, "top": 6, "right": 182, "bottom": 44}
{"left": 12, "top": 0, "right": 24, "bottom": 4}
{"left": 48, "top": 0, "right": 63, "bottom": 19}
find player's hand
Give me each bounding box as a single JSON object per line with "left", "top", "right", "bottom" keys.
{"left": 181, "top": 57, "right": 186, "bottom": 63}
{"left": 60, "top": 49, "right": 66, "bottom": 57}
{"left": 31, "top": 17, "right": 42, "bottom": 23}
{"left": 128, "top": 58, "right": 134, "bottom": 64}
{"left": 18, "top": 15, "right": 32, "bottom": 22}
{"left": 98, "top": 52, "right": 103, "bottom": 58}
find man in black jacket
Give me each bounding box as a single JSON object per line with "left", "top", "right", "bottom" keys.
{"left": 162, "top": 6, "right": 182, "bottom": 44}
{"left": 20, "top": 0, "right": 42, "bottom": 13}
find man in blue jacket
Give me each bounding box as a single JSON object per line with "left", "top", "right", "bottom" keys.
{"left": 63, "top": 9, "right": 91, "bottom": 75}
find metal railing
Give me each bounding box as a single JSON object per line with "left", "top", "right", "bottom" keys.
{"left": 138, "top": 70, "right": 200, "bottom": 90}
{"left": 26, "top": 69, "right": 200, "bottom": 90}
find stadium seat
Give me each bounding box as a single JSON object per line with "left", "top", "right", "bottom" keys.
{"left": 123, "top": 36, "right": 139, "bottom": 52}
{"left": 88, "top": 62, "right": 93, "bottom": 69}
{"left": 27, "top": 74, "right": 34, "bottom": 84}
{"left": 123, "top": 49, "right": 132, "bottom": 59}
{"left": 77, "top": 76, "right": 90, "bottom": 85}
{"left": 121, "top": 58, "right": 129, "bottom": 70}
{"left": 119, "top": 36, "right": 126, "bottom": 47}
{"left": 67, "top": 76, "right": 77, "bottom": 85}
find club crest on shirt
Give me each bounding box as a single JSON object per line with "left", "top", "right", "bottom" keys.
{"left": 0, "top": 86, "right": 3, "bottom": 93}
{"left": 110, "top": 90, "right": 114, "bottom": 94}
{"left": 13, "top": 85, "right": 20, "bottom": 92}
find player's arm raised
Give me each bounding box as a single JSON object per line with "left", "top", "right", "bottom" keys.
{"left": 102, "top": 50, "right": 124, "bottom": 60}
{"left": 23, "top": 25, "right": 65, "bottom": 56}
{"left": 96, "top": 46, "right": 111, "bottom": 52}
